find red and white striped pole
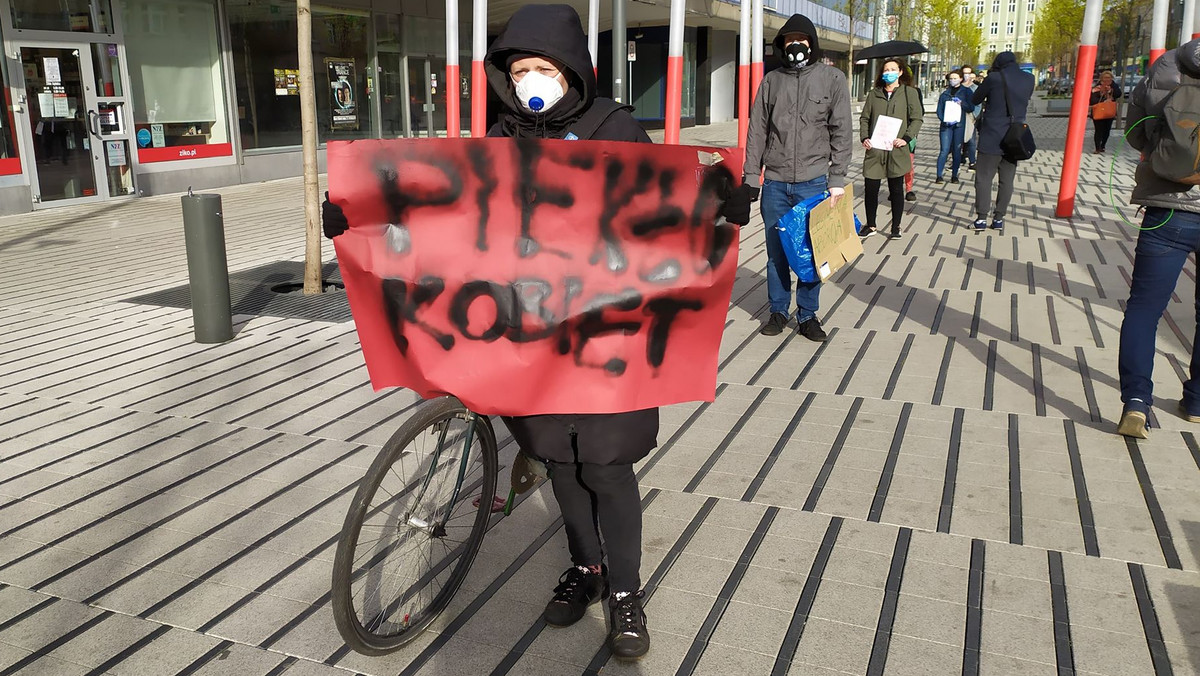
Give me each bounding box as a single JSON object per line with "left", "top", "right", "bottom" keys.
{"left": 751, "top": 0, "right": 764, "bottom": 97}
{"left": 470, "top": 0, "right": 486, "bottom": 137}
{"left": 737, "top": 0, "right": 750, "bottom": 148}
{"left": 445, "top": 0, "right": 461, "bottom": 137}
{"left": 1149, "top": 0, "right": 1168, "bottom": 63}
{"left": 1055, "top": 0, "right": 1104, "bottom": 217}
{"left": 1193, "top": 3, "right": 1200, "bottom": 39}
{"left": 665, "top": 0, "right": 685, "bottom": 143}
{"left": 588, "top": 0, "right": 600, "bottom": 76}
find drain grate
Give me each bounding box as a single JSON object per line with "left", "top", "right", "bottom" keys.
{"left": 123, "top": 260, "right": 353, "bottom": 323}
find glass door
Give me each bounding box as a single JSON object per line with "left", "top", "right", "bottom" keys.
{"left": 16, "top": 43, "right": 135, "bottom": 206}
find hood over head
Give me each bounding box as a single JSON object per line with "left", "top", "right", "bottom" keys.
{"left": 486, "top": 4, "right": 595, "bottom": 122}
{"left": 1176, "top": 36, "right": 1200, "bottom": 77}
{"left": 991, "top": 50, "right": 1017, "bottom": 70}
{"left": 774, "top": 14, "right": 822, "bottom": 63}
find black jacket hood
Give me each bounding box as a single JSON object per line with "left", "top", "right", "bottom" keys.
{"left": 774, "top": 14, "right": 822, "bottom": 62}
{"left": 486, "top": 4, "right": 595, "bottom": 118}
{"left": 991, "top": 50, "right": 1017, "bottom": 70}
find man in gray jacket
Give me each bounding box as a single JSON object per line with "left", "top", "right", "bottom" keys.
{"left": 1116, "top": 37, "right": 1200, "bottom": 438}
{"left": 743, "top": 13, "right": 854, "bottom": 341}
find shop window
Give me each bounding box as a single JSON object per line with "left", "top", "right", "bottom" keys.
{"left": 228, "top": 0, "right": 374, "bottom": 150}
{"left": 121, "top": 0, "right": 230, "bottom": 162}
{"left": 11, "top": 0, "right": 114, "bottom": 32}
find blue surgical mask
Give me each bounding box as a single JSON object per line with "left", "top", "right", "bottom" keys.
{"left": 882, "top": 72, "right": 900, "bottom": 84}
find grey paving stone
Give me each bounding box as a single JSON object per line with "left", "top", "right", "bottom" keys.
{"left": 46, "top": 611, "right": 160, "bottom": 669}
{"left": 1069, "top": 624, "right": 1157, "bottom": 676}
{"left": 186, "top": 640, "right": 287, "bottom": 675}
{"left": 881, "top": 634, "right": 966, "bottom": 675}
{"left": 978, "top": 608, "right": 1057, "bottom": 665}
{"left": 788, "top": 617, "right": 875, "bottom": 674}
{"left": 690, "top": 643, "right": 778, "bottom": 675}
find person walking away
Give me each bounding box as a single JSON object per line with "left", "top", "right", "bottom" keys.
{"left": 743, "top": 13, "right": 853, "bottom": 341}
{"left": 319, "top": 4, "right": 756, "bottom": 659}
{"left": 935, "top": 70, "right": 973, "bottom": 184}
{"left": 900, "top": 65, "right": 923, "bottom": 202}
{"left": 961, "top": 65, "right": 980, "bottom": 169}
{"left": 1089, "top": 70, "right": 1122, "bottom": 153}
{"left": 1116, "top": 37, "right": 1200, "bottom": 438}
{"left": 860, "top": 58, "right": 924, "bottom": 240}
{"left": 970, "top": 51, "right": 1033, "bottom": 232}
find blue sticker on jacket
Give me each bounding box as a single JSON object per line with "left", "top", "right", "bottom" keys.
{"left": 564, "top": 132, "right": 579, "bottom": 141}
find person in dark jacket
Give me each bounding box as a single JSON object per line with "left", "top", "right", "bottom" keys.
{"left": 742, "top": 13, "right": 853, "bottom": 341}
{"left": 860, "top": 58, "right": 923, "bottom": 239}
{"left": 970, "top": 51, "right": 1033, "bottom": 232}
{"left": 1115, "top": 37, "right": 1200, "bottom": 439}
{"left": 1088, "top": 70, "right": 1122, "bottom": 153}
{"left": 935, "top": 69, "right": 973, "bottom": 184}
{"left": 321, "top": 4, "right": 739, "bottom": 660}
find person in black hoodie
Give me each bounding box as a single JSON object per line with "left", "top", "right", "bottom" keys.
{"left": 969, "top": 51, "right": 1033, "bottom": 232}
{"left": 322, "top": 4, "right": 751, "bottom": 660}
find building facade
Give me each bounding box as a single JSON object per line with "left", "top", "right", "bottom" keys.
{"left": 0, "top": 0, "right": 867, "bottom": 216}
{"left": 967, "top": 0, "right": 1036, "bottom": 69}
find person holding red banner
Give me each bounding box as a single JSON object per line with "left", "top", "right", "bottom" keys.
{"left": 742, "top": 13, "right": 854, "bottom": 341}
{"left": 323, "top": 3, "right": 750, "bottom": 661}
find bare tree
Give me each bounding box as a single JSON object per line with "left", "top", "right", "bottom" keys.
{"left": 298, "top": 0, "right": 322, "bottom": 294}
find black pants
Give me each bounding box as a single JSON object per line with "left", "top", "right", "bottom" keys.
{"left": 974, "top": 152, "right": 1017, "bottom": 220}
{"left": 547, "top": 461, "right": 642, "bottom": 593}
{"left": 864, "top": 176, "right": 905, "bottom": 233}
{"left": 1094, "top": 118, "right": 1115, "bottom": 151}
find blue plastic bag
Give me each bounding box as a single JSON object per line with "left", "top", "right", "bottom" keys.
{"left": 775, "top": 192, "right": 862, "bottom": 283}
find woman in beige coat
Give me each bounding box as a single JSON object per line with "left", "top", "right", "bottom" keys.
{"left": 860, "top": 58, "right": 924, "bottom": 239}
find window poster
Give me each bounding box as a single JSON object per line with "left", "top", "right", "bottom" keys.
{"left": 326, "top": 58, "right": 358, "bottom": 131}
{"left": 273, "top": 68, "right": 299, "bottom": 96}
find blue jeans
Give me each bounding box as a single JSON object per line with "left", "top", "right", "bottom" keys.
{"left": 1119, "top": 207, "right": 1200, "bottom": 409}
{"left": 937, "top": 125, "right": 965, "bottom": 179}
{"left": 759, "top": 176, "right": 826, "bottom": 322}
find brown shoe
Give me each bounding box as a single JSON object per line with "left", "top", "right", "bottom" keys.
{"left": 1116, "top": 409, "right": 1149, "bottom": 438}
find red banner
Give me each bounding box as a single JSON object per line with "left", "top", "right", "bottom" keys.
{"left": 328, "top": 138, "right": 742, "bottom": 416}
{"left": 136, "top": 143, "right": 233, "bottom": 163}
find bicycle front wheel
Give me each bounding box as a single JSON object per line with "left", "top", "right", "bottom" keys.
{"left": 331, "top": 396, "right": 498, "bottom": 655}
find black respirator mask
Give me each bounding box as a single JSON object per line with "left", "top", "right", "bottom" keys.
{"left": 785, "top": 41, "right": 811, "bottom": 68}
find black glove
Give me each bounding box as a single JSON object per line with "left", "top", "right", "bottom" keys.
{"left": 720, "top": 183, "right": 759, "bottom": 226}
{"left": 322, "top": 191, "right": 349, "bottom": 239}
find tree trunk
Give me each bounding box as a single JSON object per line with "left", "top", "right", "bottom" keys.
{"left": 298, "top": 0, "right": 323, "bottom": 295}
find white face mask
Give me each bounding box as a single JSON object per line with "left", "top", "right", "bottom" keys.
{"left": 949, "top": 78, "right": 962, "bottom": 87}
{"left": 513, "top": 71, "right": 565, "bottom": 113}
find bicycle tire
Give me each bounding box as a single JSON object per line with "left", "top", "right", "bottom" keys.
{"left": 331, "top": 396, "right": 498, "bottom": 655}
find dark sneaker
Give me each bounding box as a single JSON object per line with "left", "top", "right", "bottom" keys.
{"left": 973, "top": 218, "right": 988, "bottom": 231}
{"left": 1179, "top": 400, "right": 1200, "bottom": 423}
{"left": 934, "top": 177, "right": 944, "bottom": 184}
{"left": 887, "top": 230, "right": 903, "bottom": 240}
{"left": 969, "top": 163, "right": 977, "bottom": 170}
{"left": 859, "top": 225, "right": 877, "bottom": 238}
{"left": 1117, "top": 400, "right": 1150, "bottom": 439}
{"left": 990, "top": 219, "right": 1004, "bottom": 231}
{"left": 760, "top": 312, "right": 789, "bottom": 336}
{"left": 797, "top": 318, "right": 828, "bottom": 342}
{"left": 544, "top": 566, "right": 608, "bottom": 627}
{"left": 950, "top": 176, "right": 960, "bottom": 184}
{"left": 608, "top": 591, "right": 650, "bottom": 660}
{"left": 905, "top": 191, "right": 916, "bottom": 202}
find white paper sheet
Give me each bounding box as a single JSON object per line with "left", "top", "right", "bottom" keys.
{"left": 869, "top": 115, "right": 902, "bottom": 151}
{"left": 944, "top": 100, "right": 962, "bottom": 124}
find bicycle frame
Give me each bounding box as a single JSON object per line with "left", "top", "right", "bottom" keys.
{"left": 404, "top": 412, "right": 485, "bottom": 534}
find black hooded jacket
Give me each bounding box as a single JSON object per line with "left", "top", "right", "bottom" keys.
{"left": 484, "top": 4, "right": 658, "bottom": 466}
{"left": 773, "top": 13, "right": 823, "bottom": 64}
{"left": 971, "top": 51, "right": 1034, "bottom": 156}
{"left": 484, "top": 4, "right": 649, "bottom": 143}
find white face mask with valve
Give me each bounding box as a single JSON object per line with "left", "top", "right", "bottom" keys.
{"left": 513, "top": 71, "right": 565, "bottom": 113}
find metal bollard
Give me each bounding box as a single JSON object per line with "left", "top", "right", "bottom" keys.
{"left": 181, "top": 191, "right": 233, "bottom": 343}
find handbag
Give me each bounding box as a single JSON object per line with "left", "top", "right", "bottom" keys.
{"left": 997, "top": 70, "right": 1036, "bottom": 161}
{"left": 1091, "top": 99, "right": 1117, "bottom": 120}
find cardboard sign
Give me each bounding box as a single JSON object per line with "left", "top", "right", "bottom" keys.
{"left": 328, "top": 137, "right": 743, "bottom": 416}
{"left": 808, "top": 185, "right": 862, "bottom": 281}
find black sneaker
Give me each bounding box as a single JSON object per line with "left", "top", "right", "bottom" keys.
{"left": 859, "top": 225, "right": 877, "bottom": 238}
{"left": 887, "top": 230, "right": 903, "bottom": 240}
{"left": 934, "top": 177, "right": 944, "bottom": 184}
{"left": 760, "top": 312, "right": 789, "bottom": 336}
{"left": 797, "top": 318, "right": 828, "bottom": 342}
{"left": 608, "top": 591, "right": 650, "bottom": 660}
{"left": 990, "top": 218, "right": 1004, "bottom": 231}
{"left": 905, "top": 191, "right": 916, "bottom": 202}
{"left": 950, "top": 176, "right": 960, "bottom": 184}
{"left": 969, "top": 163, "right": 977, "bottom": 170}
{"left": 973, "top": 218, "right": 988, "bottom": 231}
{"left": 544, "top": 566, "right": 608, "bottom": 627}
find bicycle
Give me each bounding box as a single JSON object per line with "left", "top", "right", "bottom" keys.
{"left": 330, "top": 395, "right": 528, "bottom": 655}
